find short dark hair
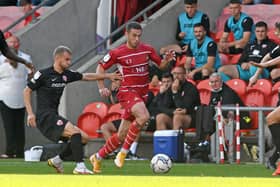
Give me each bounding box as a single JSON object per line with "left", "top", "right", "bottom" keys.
{"left": 126, "top": 21, "right": 142, "bottom": 32}
{"left": 255, "top": 21, "right": 268, "bottom": 30}
{"left": 184, "top": 0, "right": 198, "bottom": 5}
{"left": 161, "top": 72, "right": 173, "bottom": 80}
{"left": 19, "top": 0, "right": 32, "bottom": 6}
{"left": 193, "top": 22, "right": 205, "bottom": 30}
{"left": 53, "top": 45, "right": 72, "bottom": 58}
{"left": 230, "top": 0, "right": 241, "bottom": 4}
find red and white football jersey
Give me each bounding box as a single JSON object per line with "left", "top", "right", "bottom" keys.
{"left": 100, "top": 43, "right": 161, "bottom": 92}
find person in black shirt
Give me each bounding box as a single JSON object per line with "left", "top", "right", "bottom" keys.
{"left": 250, "top": 37, "right": 280, "bottom": 176}
{"left": 156, "top": 66, "right": 200, "bottom": 130}
{"left": 218, "top": 21, "right": 277, "bottom": 82}
{"left": 23, "top": 45, "right": 121, "bottom": 175}
{"left": 194, "top": 73, "right": 251, "bottom": 161}
{"left": 0, "top": 30, "right": 34, "bottom": 71}
{"left": 249, "top": 22, "right": 280, "bottom": 85}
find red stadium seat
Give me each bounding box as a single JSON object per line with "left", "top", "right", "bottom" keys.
{"left": 243, "top": 89, "right": 266, "bottom": 132}
{"left": 82, "top": 102, "right": 108, "bottom": 121}
{"left": 197, "top": 79, "right": 211, "bottom": 105}
{"left": 270, "top": 81, "right": 280, "bottom": 106}
{"left": 197, "top": 79, "right": 211, "bottom": 91}
{"left": 267, "top": 29, "right": 280, "bottom": 45}
{"left": 102, "top": 112, "right": 122, "bottom": 123}
{"left": 108, "top": 103, "right": 124, "bottom": 115}
{"left": 247, "top": 79, "right": 272, "bottom": 105}
{"left": 198, "top": 88, "right": 211, "bottom": 105}
{"left": 148, "top": 83, "right": 160, "bottom": 96}
{"left": 77, "top": 112, "right": 102, "bottom": 138}
{"left": 219, "top": 53, "right": 230, "bottom": 65}
{"left": 226, "top": 79, "right": 247, "bottom": 102}
{"left": 229, "top": 54, "right": 241, "bottom": 65}
{"left": 273, "top": 0, "right": 280, "bottom": 4}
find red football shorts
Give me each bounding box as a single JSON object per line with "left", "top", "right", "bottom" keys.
{"left": 117, "top": 88, "right": 148, "bottom": 121}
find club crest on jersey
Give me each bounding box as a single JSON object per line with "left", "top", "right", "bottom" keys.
{"left": 103, "top": 54, "right": 111, "bottom": 63}
{"left": 56, "top": 120, "right": 64, "bottom": 126}
{"left": 62, "top": 75, "right": 67, "bottom": 82}
{"left": 125, "top": 59, "right": 132, "bottom": 65}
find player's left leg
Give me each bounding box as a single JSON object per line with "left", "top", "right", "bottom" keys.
{"left": 114, "top": 102, "right": 150, "bottom": 168}
{"left": 90, "top": 119, "right": 131, "bottom": 173}
{"left": 62, "top": 122, "right": 92, "bottom": 174}
{"left": 266, "top": 107, "right": 280, "bottom": 176}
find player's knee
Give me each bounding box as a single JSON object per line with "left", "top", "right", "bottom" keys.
{"left": 117, "top": 132, "right": 126, "bottom": 142}
{"left": 136, "top": 114, "right": 150, "bottom": 127}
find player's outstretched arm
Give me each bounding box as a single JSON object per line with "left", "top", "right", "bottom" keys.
{"left": 23, "top": 87, "right": 36, "bottom": 128}
{"left": 82, "top": 71, "right": 122, "bottom": 81}
{"left": 250, "top": 57, "right": 280, "bottom": 69}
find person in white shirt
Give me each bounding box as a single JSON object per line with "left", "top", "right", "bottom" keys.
{"left": 0, "top": 35, "right": 32, "bottom": 158}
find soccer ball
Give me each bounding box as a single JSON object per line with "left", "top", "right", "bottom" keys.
{"left": 150, "top": 154, "right": 172, "bottom": 173}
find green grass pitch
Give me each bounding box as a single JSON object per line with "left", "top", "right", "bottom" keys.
{"left": 0, "top": 159, "right": 280, "bottom": 187}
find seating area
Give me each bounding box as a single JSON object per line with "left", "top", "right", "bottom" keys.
{"left": 78, "top": 78, "right": 279, "bottom": 141}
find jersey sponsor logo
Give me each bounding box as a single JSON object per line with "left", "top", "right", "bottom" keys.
{"left": 51, "top": 83, "right": 66, "bottom": 88}
{"left": 262, "top": 44, "right": 267, "bottom": 48}
{"left": 103, "top": 54, "right": 111, "bottom": 63}
{"left": 56, "top": 119, "right": 64, "bottom": 126}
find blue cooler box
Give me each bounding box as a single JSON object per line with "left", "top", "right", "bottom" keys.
{"left": 153, "top": 130, "right": 179, "bottom": 161}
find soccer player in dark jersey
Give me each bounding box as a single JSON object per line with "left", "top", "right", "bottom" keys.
{"left": 89, "top": 21, "right": 175, "bottom": 173}
{"left": 250, "top": 37, "right": 280, "bottom": 175}
{"left": 0, "top": 30, "right": 34, "bottom": 71}
{"left": 23, "top": 45, "right": 121, "bottom": 175}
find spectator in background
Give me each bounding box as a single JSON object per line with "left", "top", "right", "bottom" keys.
{"left": 193, "top": 73, "right": 251, "bottom": 162}
{"left": 0, "top": 30, "right": 33, "bottom": 70}
{"left": 19, "top": 0, "right": 40, "bottom": 26}
{"left": 249, "top": 22, "right": 280, "bottom": 85}
{"left": 0, "top": 35, "right": 33, "bottom": 158}
{"left": 218, "top": 0, "right": 255, "bottom": 54}
{"left": 218, "top": 21, "right": 277, "bottom": 82}
{"left": 156, "top": 66, "right": 200, "bottom": 130}
{"left": 145, "top": 73, "right": 176, "bottom": 132}
{"left": 160, "top": 0, "right": 210, "bottom": 55}
{"left": 185, "top": 23, "right": 221, "bottom": 81}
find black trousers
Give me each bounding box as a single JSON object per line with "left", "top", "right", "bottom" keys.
{"left": 0, "top": 101, "right": 25, "bottom": 157}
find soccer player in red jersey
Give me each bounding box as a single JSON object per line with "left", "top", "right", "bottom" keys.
{"left": 90, "top": 21, "right": 175, "bottom": 173}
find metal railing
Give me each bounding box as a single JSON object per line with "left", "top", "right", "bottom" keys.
{"left": 71, "top": 0, "right": 165, "bottom": 66}
{"left": 213, "top": 106, "right": 276, "bottom": 164}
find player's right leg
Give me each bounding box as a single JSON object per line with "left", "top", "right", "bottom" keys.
{"left": 48, "top": 155, "right": 64, "bottom": 173}
{"left": 115, "top": 102, "right": 149, "bottom": 168}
